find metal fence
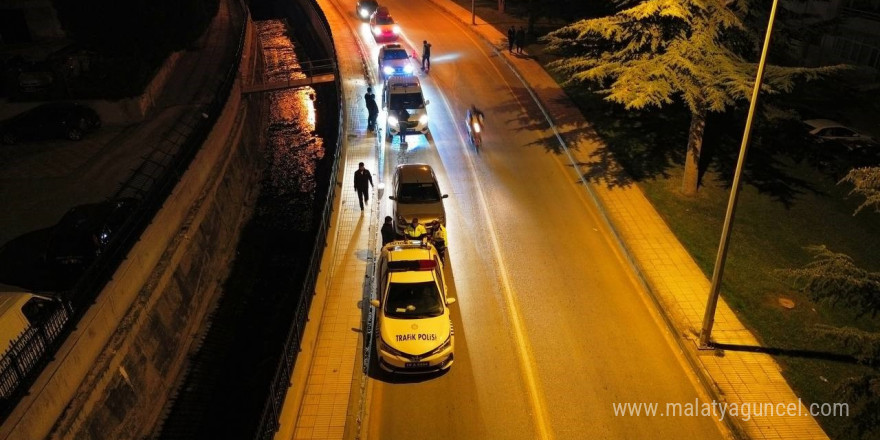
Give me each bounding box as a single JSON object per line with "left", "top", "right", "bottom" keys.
{"left": 0, "top": 299, "right": 72, "bottom": 401}
{"left": 0, "top": 0, "right": 248, "bottom": 420}
{"left": 252, "top": 0, "right": 343, "bottom": 438}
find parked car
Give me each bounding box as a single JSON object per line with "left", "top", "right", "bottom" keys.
{"left": 378, "top": 43, "right": 414, "bottom": 79}
{"left": 370, "top": 7, "right": 400, "bottom": 42}
{"left": 803, "top": 119, "right": 877, "bottom": 148}
{"left": 388, "top": 164, "right": 447, "bottom": 234}
{"left": 356, "top": 0, "right": 379, "bottom": 20}
{"left": 0, "top": 102, "right": 101, "bottom": 145}
{"left": 45, "top": 198, "right": 138, "bottom": 273}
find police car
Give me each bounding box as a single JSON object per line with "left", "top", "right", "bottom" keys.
{"left": 370, "top": 240, "right": 455, "bottom": 373}
{"left": 377, "top": 44, "right": 413, "bottom": 79}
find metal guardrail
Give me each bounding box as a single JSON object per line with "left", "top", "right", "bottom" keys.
{"left": 0, "top": 300, "right": 72, "bottom": 403}
{"left": 252, "top": 0, "right": 343, "bottom": 438}
{"left": 0, "top": 0, "right": 249, "bottom": 420}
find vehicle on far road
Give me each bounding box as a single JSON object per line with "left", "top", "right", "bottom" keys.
{"left": 0, "top": 102, "right": 100, "bottom": 145}
{"left": 370, "top": 240, "right": 455, "bottom": 373}
{"left": 803, "top": 119, "right": 877, "bottom": 148}
{"left": 388, "top": 164, "right": 447, "bottom": 234}
{"left": 370, "top": 7, "right": 400, "bottom": 42}
{"left": 45, "top": 198, "right": 138, "bottom": 275}
{"left": 378, "top": 43, "right": 413, "bottom": 79}
{"left": 356, "top": 0, "right": 379, "bottom": 20}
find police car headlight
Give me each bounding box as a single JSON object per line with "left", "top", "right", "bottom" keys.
{"left": 359, "top": 8, "right": 369, "bottom": 18}
{"left": 383, "top": 66, "right": 394, "bottom": 75}
{"left": 387, "top": 115, "right": 398, "bottom": 126}
{"left": 403, "top": 64, "right": 413, "bottom": 74}
{"left": 392, "top": 25, "right": 401, "bottom": 34}
{"left": 418, "top": 114, "right": 429, "bottom": 125}
{"left": 426, "top": 335, "right": 453, "bottom": 357}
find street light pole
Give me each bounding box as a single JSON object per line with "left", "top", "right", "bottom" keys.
{"left": 698, "top": 0, "right": 780, "bottom": 348}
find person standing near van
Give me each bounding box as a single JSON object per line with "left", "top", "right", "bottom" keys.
{"left": 422, "top": 40, "right": 432, "bottom": 72}
{"left": 353, "top": 162, "right": 373, "bottom": 211}
{"left": 381, "top": 216, "right": 397, "bottom": 245}
{"left": 365, "top": 87, "right": 379, "bottom": 132}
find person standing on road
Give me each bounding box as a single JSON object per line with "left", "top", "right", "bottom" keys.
{"left": 515, "top": 26, "right": 525, "bottom": 54}
{"left": 381, "top": 216, "right": 397, "bottom": 245}
{"left": 422, "top": 40, "right": 432, "bottom": 72}
{"left": 365, "top": 87, "right": 379, "bottom": 132}
{"left": 354, "top": 162, "right": 373, "bottom": 211}
{"left": 507, "top": 26, "right": 515, "bottom": 54}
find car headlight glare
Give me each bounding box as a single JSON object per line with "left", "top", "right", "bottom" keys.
{"left": 419, "top": 114, "right": 429, "bottom": 125}
{"left": 372, "top": 26, "right": 381, "bottom": 35}
{"left": 403, "top": 64, "right": 413, "bottom": 74}
{"left": 392, "top": 25, "right": 401, "bottom": 34}
{"left": 473, "top": 122, "right": 481, "bottom": 133}
{"left": 383, "top": 66, "right": 394, "bottom": 75}
{"left": 359, "top": 8, "right": 368, "bottom": 18}
{"left": 387, "top": 115, "right": 398, "bottom": 126}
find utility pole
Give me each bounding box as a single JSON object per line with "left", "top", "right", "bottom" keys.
{"left": 471, "top": 0, "right": 476, "bottom": 24}
{"left": 699, "top": 0, "right": 780, "bottom": 348}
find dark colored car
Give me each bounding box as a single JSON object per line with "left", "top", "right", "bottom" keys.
{"left": 0, "top": 102, "right": 101, "bottom": 145}
{"left": 45, "top": 199, "right": 138, "bottom": 271}
{"left": 356, "top": 0, "right": 379, "bottom": 20}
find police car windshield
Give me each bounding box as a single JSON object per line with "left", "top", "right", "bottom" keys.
{"left": 397, "top": 182, "right": 441, "bottom": 203}
{"left": 385, "top": 281, "right": 443, "bottom": 318}
{"left": 389, "top": 93, "right": 423, "bottom": 110}
{"left": 383, "top": 49, "right": 408, "bottom": 60}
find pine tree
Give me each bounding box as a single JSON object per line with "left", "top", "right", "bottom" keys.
{"left": 841, "top": 166, "right": 880, "bottom": 214}
{"left": 541, "top": 0, "right": 840, "bottom": 195}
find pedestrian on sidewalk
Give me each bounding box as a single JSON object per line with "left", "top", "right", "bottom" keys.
{"left": 381, "top": 216, "right": 397, "bottom": 245}
{"left": 365, "top": 87, "right": 379, "bottom": 132}
{"left": 515, "top": 26, "right": 525, "bottom": 54}
{"left": 422, "top": 40, "right": 432, "bottom": 72}
{"left": 354, "top": 162, "right": 373, "bottom": 211}
{"left": 507, "top": 26, "right": 515, "bottom": 53}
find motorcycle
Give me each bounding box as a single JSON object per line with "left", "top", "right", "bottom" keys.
{"left": 465, "top": 109, "right": 483, "bottom": 150}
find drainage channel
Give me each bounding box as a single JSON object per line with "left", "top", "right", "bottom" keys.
{"left": 155, "top": 19, "right": 338, "bottom": 439}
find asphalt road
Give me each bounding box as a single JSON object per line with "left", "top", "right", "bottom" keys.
{"left": 331, "top": 1, "right": 728, "bottom": 439}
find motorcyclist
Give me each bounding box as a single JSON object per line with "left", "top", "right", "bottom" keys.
{"left": 466, "top": 105, "right": 485, "bottom": 145}
{"left": 403, "top": 217, "right": 427, "bottom": 240}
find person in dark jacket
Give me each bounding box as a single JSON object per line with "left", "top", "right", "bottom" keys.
{"left": 507, "top": 26, "right": 515, "bottom": 54}
{"left": 365, "top": 87, "right": 379, "bottom": 131}
{"left": 422, "top": 40, "right": 432, "bottom": 72}
{"left": 353, "top": 162, "right": 373, "bottom": 211}
{"left": 381, "top": 216, "right": 397, "bottom": 245}
{"left": 515, "top": 27, "right": 525, "bottom": 54}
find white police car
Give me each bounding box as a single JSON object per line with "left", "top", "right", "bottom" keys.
{"left": 370, "top": 240, "right": 455, "bottom": 373}
{"left": 378, "top": 44, "right": 413, "bottom": 79}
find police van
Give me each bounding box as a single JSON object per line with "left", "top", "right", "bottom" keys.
{"left": 370, "top": 240, "right": 455, "bottom": 373}
{"left": 383, "top": 76, "right": 430, "bottom": 141}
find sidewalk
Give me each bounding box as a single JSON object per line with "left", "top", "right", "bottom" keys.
{"left": 272, "top": 0, "right": 379, "bottom": 438}
{"left": 428, "top": 1, "right": 829, "bottom": 439}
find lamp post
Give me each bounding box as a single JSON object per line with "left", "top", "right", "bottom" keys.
{"left": 698, "top": 0, "right": 780, "bottom": 348}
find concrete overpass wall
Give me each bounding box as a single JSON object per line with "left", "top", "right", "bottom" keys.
{"left": 0, "top": 12, "right": 263, "bottom": 440}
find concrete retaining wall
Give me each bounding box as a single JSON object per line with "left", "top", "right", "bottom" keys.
{"left": 0, "top": 14, "right": 261, "bottom": 440}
